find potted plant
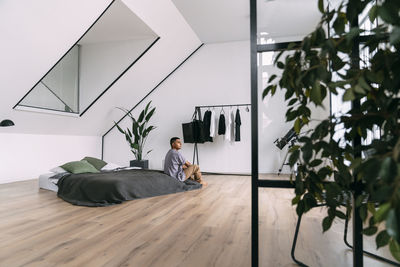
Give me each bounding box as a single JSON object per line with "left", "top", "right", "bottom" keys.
{"left": 264, "top": 0, "right": 400, "bottom": 261}
{"left": 115, "top": 101, "right": 156, "bottom": 169}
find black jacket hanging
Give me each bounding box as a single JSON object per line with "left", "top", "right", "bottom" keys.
{"left": 203, "top": 110, "right": 213, "bottom": 142}
{"left": 235, "top": 108, "right": 241, "bottom": 141}
{"left": 218, "top": 113, "right": 226, "bottom": 135}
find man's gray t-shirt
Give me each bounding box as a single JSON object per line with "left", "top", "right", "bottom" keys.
{"left": 164, "top": 149, "right": 186, "bottom": 181}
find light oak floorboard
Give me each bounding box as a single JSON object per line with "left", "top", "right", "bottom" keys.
{"left": 0, "top": 175, "right": 396, "bottom": 267}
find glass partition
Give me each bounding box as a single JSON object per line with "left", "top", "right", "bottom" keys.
{"left": 16, "top": 0, "right": 158, "bottom": 115}
{"left": 257, "top": 0, "right": 321, "bottom": 45}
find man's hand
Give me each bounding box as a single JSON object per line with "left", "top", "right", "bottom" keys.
{"left": 185, "top": 161, "right": 192, "bottom": 166}
{"left": 182, "top": 165, "right": 188, "bottom": 169}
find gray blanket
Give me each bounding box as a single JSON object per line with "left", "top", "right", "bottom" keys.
{"left": 56, "top": 169, "right": 202, "bottom": 207}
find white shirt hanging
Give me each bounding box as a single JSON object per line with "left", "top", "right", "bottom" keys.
{"left": 225, "top": 107, "right": 232, "bottom": 141}
{"left": 210, "top": 109, "right": 216, "bottom": 137}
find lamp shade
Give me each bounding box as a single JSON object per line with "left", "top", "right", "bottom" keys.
{"left": 0, "top": 119, "right": 15, "bottom": 127}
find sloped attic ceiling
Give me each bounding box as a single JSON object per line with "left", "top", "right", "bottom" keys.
{"left": 172, "top": 0, "right": 323, "bottom": 43}
{"left": 0, "top": 0, "right": 201, "bottom": 136}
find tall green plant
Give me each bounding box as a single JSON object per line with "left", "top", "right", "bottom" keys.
{"left": 264, "top": 0, "right": 400, "bottom": 260}
{"left": 115, "top": 101, "right": 156, "bottom": 161}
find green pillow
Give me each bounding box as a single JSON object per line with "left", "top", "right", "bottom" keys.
{"left": 82, "top": 156, "right": 107, "bottom": 170}
{"left": 60, "top": 160, "right": 100, "bottom": 174}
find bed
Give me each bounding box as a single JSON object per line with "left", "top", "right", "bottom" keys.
{"left": 39, "top": 169, "right": 202, "bottom": 207}
{"left": 39, "top": 173, "right": 59, "bottom": 192}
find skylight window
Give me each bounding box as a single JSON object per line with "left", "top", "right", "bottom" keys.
{"left": 14, "top": 0, "right": 159, "bottom": 116}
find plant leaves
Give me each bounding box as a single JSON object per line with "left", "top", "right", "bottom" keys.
{"left": 268, "top": 74, "right": 277, "bottom": 83}
{"left": 363, "top": 226, "right": 378, "bottom": 236}
{"left": 310, "top": 80, "right": 322, "bottom": 105}
{"left": 318, "top": 0, "right": 324, "bottom": 13}
{"left": 376, "top": 230, "right": 390, "bottom": 249}
{"left": 343, "top": 88, "right": 355, "bottom": 101}
{"left": 375, "top": 203, "right": 391, "bottom": 223}
{"left": 138, "top": 110, "right": 145, "bottom": 123}
{"left": 389, "top": 239, "right": 400, "bottom": 262}
{"left": 144, "top": 101, "right": 151, "bottom": 114}
{"left": 323, "top": 216, "right": 333, "bottom": 232}
{"left": 289, "top": 150, "right": 300, "bottom": 167}
{"left": 386, "top": 209, "right": 399, "bottom": 242}
{"left": 145, "top": 107, "right": 156, "bottom": 121}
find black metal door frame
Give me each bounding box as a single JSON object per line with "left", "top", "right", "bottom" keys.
{"left": 249, "top": 0, "right": 364, "bottom": 266}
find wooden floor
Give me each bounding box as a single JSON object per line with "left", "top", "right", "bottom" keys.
{"left": 0, "top": 175, "right": 396, "bottom": 267}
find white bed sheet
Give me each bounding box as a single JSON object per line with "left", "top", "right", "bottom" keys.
{"left": 38, "top": 167, "right": 142, "bottom": 193}
{"left": 39, "top": 173, "right": 59, "bottom": 192}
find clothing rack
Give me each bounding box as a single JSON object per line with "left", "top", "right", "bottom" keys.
{"left": 195, "top": 103, "right": 251, "bottom": 110}
{"left": 191, "top": 103, "right": 250, "bottom": 165}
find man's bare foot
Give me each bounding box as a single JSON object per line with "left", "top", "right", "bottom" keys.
{"left": 200, "top": 181, "right": 208, "bottom": 187}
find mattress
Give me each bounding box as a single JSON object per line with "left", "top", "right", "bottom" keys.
{"left": 39, "top": 173, "right": 59, "bottom": 192}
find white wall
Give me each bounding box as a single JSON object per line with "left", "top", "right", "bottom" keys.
{"left": 104, "top": 40, "right": 330, "bottom": 174}
{"left": 104, "top": 41, "right": 251, "bottom": 172}
{"left": 0, "top": 0, "right": 201, "bottom": 182}
{"left": 0, "top": 133, "right": 101, "bottom": 184}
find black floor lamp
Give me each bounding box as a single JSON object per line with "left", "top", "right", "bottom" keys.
{"left": 0, "top": 119, "right": 15, "bottom": 127}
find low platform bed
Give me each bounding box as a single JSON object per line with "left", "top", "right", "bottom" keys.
{"left": 40, "top": 169, "right": 202, "bottom": 207}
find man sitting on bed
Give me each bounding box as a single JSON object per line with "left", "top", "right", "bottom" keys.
{"left": 164, "top": 137, "right": 208, "bottom": 186}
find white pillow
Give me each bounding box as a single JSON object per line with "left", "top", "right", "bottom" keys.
{"left": 49, "top": 166, "right": 68, "bottom": 173}
{"left": 101, "top": 162, "right": 123, "bottom": 171}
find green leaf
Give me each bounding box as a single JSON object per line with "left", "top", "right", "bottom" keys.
{"left": 390, "top": 26, "right": 400, "bottom": 45}
{"left": 309, "top": 159, "right": 323, "bottom": 167}
{"left": 294, "top": 118, "right": 301, "bottom": 134}
{"left": 369, "top": 5, "right": 378, "bottom": 23}
{"left": 268, "top": 74, "right": 277, "bottom": 83}
{"left": 127, "top": 128, "right": 132, "bottom": 138}
{"left": 379, "top": 157, "right": 397, "bottom": 182}
{"left": 333, "top": 12, "right": 346, "bottom": 35}
{"left": 288, "top": 98, "right": 297, "bottom": 106}
{"left": 318, "top": 0, "right": 324, "bottom": 13}
{"left": 138, "top": 110, "right": 145, "bottom": 123}
{"left": 363, "top": 226, "right": 378, "bottom": 236}
{"left": 289, "top": 150, "right": 300, "bottom": 167}
{"left": 292, "top": 195, "right": 301, "bottom": 205}
{"left": 354, "top": 84, "right": 366, "bottom": 94}
{"left": 367, "top": 202, "right": 376, "bottom": 215}
{"left": 376, "top": 230, "right": 390, "bottom": 249}
{"left": 144, "top": 101, "right": 151, "bottom": 114}
{"left": 322, "top": 216, "right": 333, "bottom": 232}
{"left": 302, "top": 142, "right": 313, "bottom": 163}
{"left": 375, "top": 203, "right": 391, "bottom": 223}
{"left": 343, "top": 88, "right": 355, "bottom": 101}
{"left": 145, "top": 107, "right": 156, "bottom": 121}
{"left": 389, "top": 239, "right": 400, "bottom": 262}
{"left": 335, "top": 210, "right": 347, "bottom": 219}
{"left": 386, "top": 209, "right": 399, "bottom": 242}
{"left": 277, "top": 61, "right": 285, "bottom": 69}
{"left": 114, "top": 122, "right": 125, "bottom": 135}
{"left": 131, "top": 143, "right": 139, "bottom": 150}
{"left": 359, "top": 76, "right": 372, "bottom": 91}
{"left": 378, "top": 3, "right": 399, "bottom": 24}
{"left": 310, "top": 80, "right": 322, "bottom": 105}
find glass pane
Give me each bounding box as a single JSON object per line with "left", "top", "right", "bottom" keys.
{"left": 258, "top": 50, "right": 295, "bottom": 177}
{"left": 20, "top": 46, "right": 79, "bottom": 113}
{"left": 77, "top": 0, "right": 158, "bottom": 112}
{"left": 257, "top": 0, "right": 322, "bottom": 44}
